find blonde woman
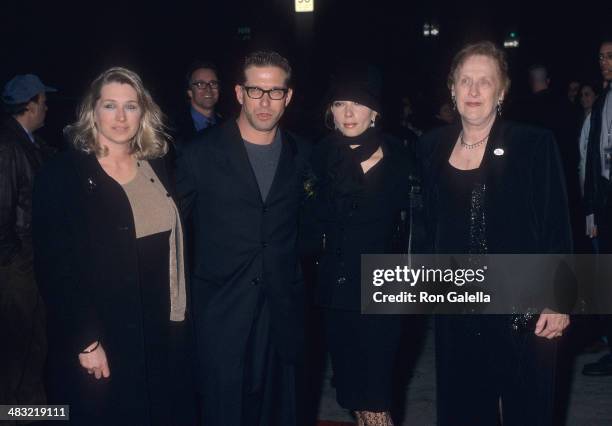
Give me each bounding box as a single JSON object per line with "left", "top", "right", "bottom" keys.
{"left": 32, "top": 67, "right": 195, "bottom": 425}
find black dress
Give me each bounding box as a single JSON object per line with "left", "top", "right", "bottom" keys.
{"left": 421, "top": 119, "right": 570, "bottom": 426}
{"left": 304, "top": 133, "right": 421, "bottom": 411}
{"left": 121, "top": 165, "right": 194, "bottom": 425}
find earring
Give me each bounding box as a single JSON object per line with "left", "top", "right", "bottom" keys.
{"left": 370, "top": 119, "right": 376, "bottom": 128}
{"left": 451, "top": 95, "right": 457, "bottom": 111}
{"left": 496, "top": 99, "right": 503, "bottom": 116}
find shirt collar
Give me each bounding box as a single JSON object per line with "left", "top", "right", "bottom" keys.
{"left": 17, "top": 121, "right": 35, "bottom": 144}
{"left": 190, "top": 107, "right": 216, "bottom": 132}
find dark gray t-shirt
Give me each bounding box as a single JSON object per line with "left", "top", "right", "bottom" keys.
{"left": 243, "top": 130, "right": 282, "bottom": 201}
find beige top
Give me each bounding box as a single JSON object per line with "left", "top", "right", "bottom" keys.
{"left": 121, "top": 161, "right": 186, "bottom": 321}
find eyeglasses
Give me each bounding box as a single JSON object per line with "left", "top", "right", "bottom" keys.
{"left": 599, "top": 53, "right": 612, "bottom": 62}
{"left": 242, "top": 85, "right": 289, "bottom": 100}
{"left": 600, "top": 53, "right": 612, "bottom": 62}
{"left": 191, "top": 80, "right": 220, "bottom": 90}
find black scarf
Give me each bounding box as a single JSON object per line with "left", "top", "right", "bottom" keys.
{"left": 326, "top": 127, "right": 383, "bottom": 198}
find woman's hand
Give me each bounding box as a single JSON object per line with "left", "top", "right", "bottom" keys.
{"left": 534, "top": 309, "right": 570, "bottom": 339}
{"left": 78, "top": 341, "right": 111, "bottom": 379}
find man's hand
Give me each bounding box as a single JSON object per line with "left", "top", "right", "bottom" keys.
{"left": 534, "top": 309, "right": 570, "bottom": 339}
{"left": 78, "top": 341, "right": 111, "bottom": 379}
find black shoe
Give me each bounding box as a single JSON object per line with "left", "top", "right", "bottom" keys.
{"left": 582, "top": 353, "right": 612, "bottom": 376}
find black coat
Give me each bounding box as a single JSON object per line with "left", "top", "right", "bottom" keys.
{"left": 32, "top": 149, "right": 194, "bottom": 424}
{"left": 175, "top": 120, "right": 311, "bottom": 421}
{"left": 301, "top": 134, "right": 424, "bottom": 310}
{"left": 0, "top": 116, "right": 55, "bottom": 264}
{"left": 419, "top": 120, "right": 573, "bottom": 311}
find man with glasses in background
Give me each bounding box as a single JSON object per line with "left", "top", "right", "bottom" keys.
{"left": 175, "top": 60, "right": 223, "bottom": 143}
{"left": 177, "top": 50, "right": 310, "bottom": 426}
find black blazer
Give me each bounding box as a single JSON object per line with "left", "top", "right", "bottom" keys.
{"left": 176, "top": 120, "right": 311, "bottom": 363}
{"left": 420, "top": 119, "right": 571, "bottom": 254}
{"left": 420, "top": 120, "right": 573, "bottom": 312}
{"left": 32, "top": 149, "right": 187, "bottom": 423}
{"left": 584, "top": 89, "right": 610, "bottom": 219}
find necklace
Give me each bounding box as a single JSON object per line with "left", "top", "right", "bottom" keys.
{"left": 460, "top": 131, "right": 490, "bottom": 150}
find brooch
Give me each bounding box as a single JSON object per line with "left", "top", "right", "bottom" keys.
{"left": 303, "top": 171, "right": 318, "bottom": 199}
{"left": 86, "top": 177, "right": 97, "bottom": 192}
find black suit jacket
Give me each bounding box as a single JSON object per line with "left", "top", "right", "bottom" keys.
{"left": 584, "top": 89, "right": 610, "bottom": 219}
{"left": 176, "top": 119, "right": 310, "bottom": 358}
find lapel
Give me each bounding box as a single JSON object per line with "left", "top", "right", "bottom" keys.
{"left": 429, "top": 120, "right": 508, "bottom": 185}
{"left": 480, "top": 118, "right": 508, "bottom": 189}
{"left": 223, "top": 121, "right": 298, "bottom": 205}
{"left": 266, "top": 129, "right": 297, "bottom": 205}
{"left": 585, "top": 94, "right": 606, "bottom": 181}
{"left": 223, "top": 121, "right": 264, "bottom": 204}
{"left": 4, "top": 117, "right": 43, "bottom": 167}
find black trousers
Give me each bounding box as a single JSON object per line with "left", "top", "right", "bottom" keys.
{"left": 596, "top": 177, "right": 612, "bottom": 352}
{"left": 238, "top": 294, "right": 297, "bottom": 426}
{"left": 0, "top": 253, "right": 46, "bottom": 409}
{"left": 435, "top": 315, "right": 558, "bottom": 426}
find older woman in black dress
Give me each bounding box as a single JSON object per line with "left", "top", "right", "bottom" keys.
{"left": 32, "top": 67, "right": 195, "bottom": 425}
{"left": 303, "top": 71, "right": 422, "bottom": 426}
{"left": 420, "top": 42, "right": 571, "bottom": 425}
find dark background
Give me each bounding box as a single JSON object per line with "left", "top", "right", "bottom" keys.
{"left": 2, "top": 0, "right": 610, "bottom": 143}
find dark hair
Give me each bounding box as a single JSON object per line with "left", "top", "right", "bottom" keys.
{"left": 528, "top": 64, "right": 550, "bottom": 79}
{"left": 2, "top": 93, "right": 40, "bottom": 116}
{"left": 448, "top": 41, "right": 511, "bottom": 95}
{"left": 185, "top": 60, "right": 219, "bottom": 89}
{"left": 580, "top": 81, "right": 602, "bottom": 97}
{"left": 242, "top": 51, "right": 292, "bottom": 86}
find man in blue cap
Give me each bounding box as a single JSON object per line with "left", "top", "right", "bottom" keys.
{"left": 0, "top": 74, "right": 56, "bottom": 406}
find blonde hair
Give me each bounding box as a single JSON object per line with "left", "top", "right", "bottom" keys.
{"left": 66, "top": 67, "right": 169, "bottom": 159}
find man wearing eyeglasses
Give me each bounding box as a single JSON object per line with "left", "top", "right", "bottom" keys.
{"left": 176, "top": 51, "right": 309, "bottom": 426}
{"left": 175, "top": 60, "right": 223, "bottom": 143}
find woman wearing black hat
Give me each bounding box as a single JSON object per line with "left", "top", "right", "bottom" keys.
{"left": 301, "top": 74, "right": 423, "bottom": 425}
